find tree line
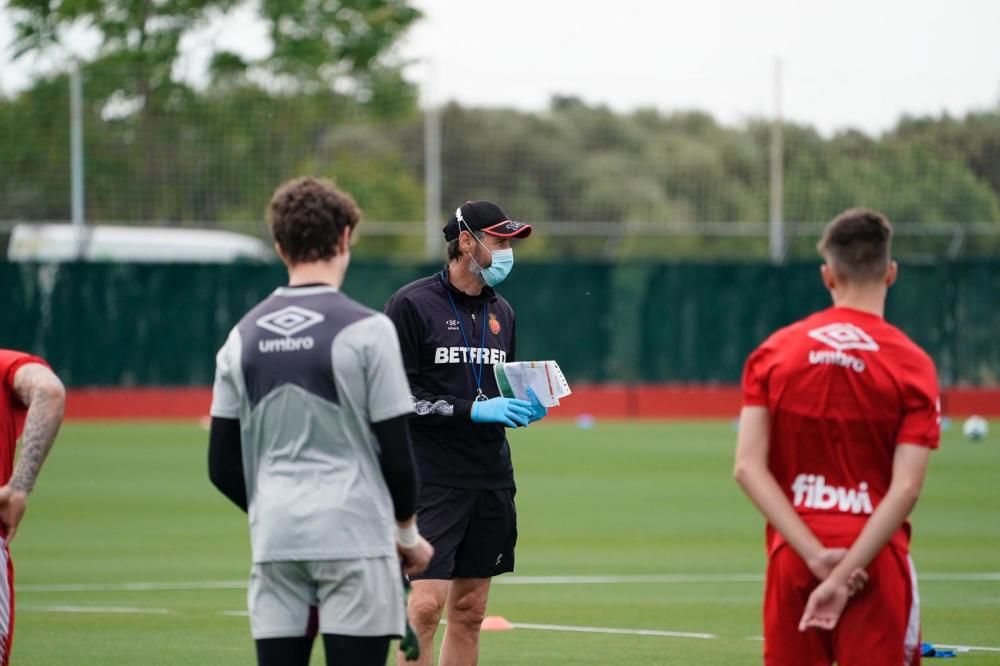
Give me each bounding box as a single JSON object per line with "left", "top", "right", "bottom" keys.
{"left": 2, "top": 0, "right": 998, "bottom": 257}
{"left": 3, "top": 78, "right": 998, "bottom": 232}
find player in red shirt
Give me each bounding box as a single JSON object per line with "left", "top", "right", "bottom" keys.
{"left": 734, "top": 208, "right": 940, "bottom": 666}
{"left": 0, "top": 349, "right": 66, "bottom": 665}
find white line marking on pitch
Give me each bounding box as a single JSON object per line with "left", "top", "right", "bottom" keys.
{"left": 496, "top": 574, "right": 763, "bottom": 585}
{"left": 508, "top": 626, "right": 1000, "bottom": 653}
{"left": 936, "top": 644, "right": 1000, "bottom": 653}
{"left": 743, "top": 635, "right": 1000, "bottom": 654}
{"left": 20, "top": 580, "right": 246, "bottom": 592}
{"left": 496, "top": 572, "right": 1000, "bottom": 585}
{"left": 512, "top": 622, "right": 716, "bottom": 640}
{"left": 921, "top": 573, "right": 1000, "bottom": 581}
{"left": 20, "top": 605, "right": 172, "bottom": 615}
{"left": 42, "top": 607, "right": 997, "bottom": 655}
{"left": 19, "top": 572, "right": 1000, "bottom": 593}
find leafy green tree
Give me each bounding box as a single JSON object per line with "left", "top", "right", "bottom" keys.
{"left": 8, "top": 0, "right": 421, "bottom": 220}
{"left": 0, "top": 73, "right": 72, "bottom": 220}
{"left": 259, "top": 0, "right": 420, "bottom": 94}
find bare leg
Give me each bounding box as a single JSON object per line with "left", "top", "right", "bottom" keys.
{"left": 398, "top": 579, "right": 449, "bottom": 666}
{"left": 439, "top": 578, "right": 491, "bottom": 666}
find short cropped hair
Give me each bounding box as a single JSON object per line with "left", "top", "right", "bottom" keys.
{"left": 268, "top": 177, "right": 360, "bottom": 264}
{"left": 817, "top": 208, "right": 893, "bottom": 283}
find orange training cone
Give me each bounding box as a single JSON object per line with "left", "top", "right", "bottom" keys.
{"left": 481, "top": 616, "right": 514, "bottom": 631}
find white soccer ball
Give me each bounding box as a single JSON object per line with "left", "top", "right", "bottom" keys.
{"left": 962, "top": 416, "right": 988, "bottom": 441}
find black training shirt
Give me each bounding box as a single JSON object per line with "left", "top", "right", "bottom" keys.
{"left": 384, "top": 269, "right": 517, "bottom": 490}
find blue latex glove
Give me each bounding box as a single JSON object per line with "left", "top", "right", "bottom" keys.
{"left": 526, "top": 388, "right": 548, "bottom": 423}
{"left": 920, "top": 643, "right": 956, "bottom": 658}
{"left": 471, "top": 397, "right": 532, "bottom": 428}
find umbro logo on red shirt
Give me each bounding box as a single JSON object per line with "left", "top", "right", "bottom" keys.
{"left": 807, "top": 323, "right": 879, "bottom": 352}
{"left": 807, "top": 323, "right": 879, "bottom": 373}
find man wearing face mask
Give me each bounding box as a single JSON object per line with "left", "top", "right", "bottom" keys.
{"left": 384, "top": 200, "right": 547, "bottom": 665}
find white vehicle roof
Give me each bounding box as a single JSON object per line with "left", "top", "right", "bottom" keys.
{"left": 7, "top": 224, "right": 272, "bottom": 263}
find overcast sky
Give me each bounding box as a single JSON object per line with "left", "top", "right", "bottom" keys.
{"left": 2, "top": 0, "right": 998, "bottom": 135}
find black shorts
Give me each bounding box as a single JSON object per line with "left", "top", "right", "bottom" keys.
{"left": 410, "top": 484, "right": 517, "bottom": 581}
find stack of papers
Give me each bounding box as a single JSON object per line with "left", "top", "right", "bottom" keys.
{"left": 494, "top": 361, "right": 572, "bottom": 408}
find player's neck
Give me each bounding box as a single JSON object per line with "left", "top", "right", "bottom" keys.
{"left": 830, "top": 285, "right": 887, "bottom": 318}
{"left": 286, "top": 257, "right": 347, "bottom": 290}
{"left": 447, "top": 260, "right": 484, "bottom": 296}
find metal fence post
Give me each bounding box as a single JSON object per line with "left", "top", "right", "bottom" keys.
{"left": 769, "top": 58, "right": 784, "bottom": 264}
{"left": 424, "top": 105, "right": 442, "bottom": 259}
{"left": 70, "top": 62, "right": 85, "bottom": 227}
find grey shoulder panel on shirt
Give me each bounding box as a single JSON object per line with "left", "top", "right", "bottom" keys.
{"left": 237, "top": 290, "right": 377, "bottom": 409}
{"left": 333, "top": 313, "right": 415, "bottom": 423}
{"left": 210, "top": 327, "right": 244, "bottom": 418}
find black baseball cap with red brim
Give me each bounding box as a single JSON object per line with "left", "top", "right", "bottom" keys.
{"left": 443, "top": 201, "right": 533, "bottom": 242}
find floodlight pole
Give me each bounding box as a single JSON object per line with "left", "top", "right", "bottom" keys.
{"left": 769, "top": 58, "right": 784, "bottom": 264}
{"left": 424, "top": 105, "right": 442, "bottom": 259}
{"left": 70, "top": 61, "right": 85, "bottom": 230}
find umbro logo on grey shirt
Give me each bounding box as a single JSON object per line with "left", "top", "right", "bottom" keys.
{"left": 255, "top": 305, "right": 326, "bottom": 354}
{"left": 256, "top": 305, "right": 325, "bottom": 337}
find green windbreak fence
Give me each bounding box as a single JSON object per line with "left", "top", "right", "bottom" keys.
{"left": 1, "top": 260, "right": 997, "bottom": 386}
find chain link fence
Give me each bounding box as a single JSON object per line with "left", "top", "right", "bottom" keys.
{"left": 2, "top": 65, "right": 999, "bottom": 260}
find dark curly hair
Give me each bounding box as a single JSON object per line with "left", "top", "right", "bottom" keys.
{"left": 817, "top": 207, "right": 893, "bottom": 282}
{"left": 268, "top": 177, "right": 361, "bottom": 264}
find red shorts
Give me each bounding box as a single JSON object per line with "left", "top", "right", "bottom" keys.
{"left": 0, "top": 543, "right": 12, "bottom": 666}
{"left": 763, "top": 540, "right": 921, "bottom": 666}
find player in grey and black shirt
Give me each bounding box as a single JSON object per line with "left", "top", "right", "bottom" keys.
{"left": 385, "top": 201, "right": 548, "bottom": 665}
{"left": 208, "top": 178, "right": 433, "bottom": 666}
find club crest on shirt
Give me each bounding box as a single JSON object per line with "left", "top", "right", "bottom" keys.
{"left": 489, "top": 313, "right": 501, "bottom": 335}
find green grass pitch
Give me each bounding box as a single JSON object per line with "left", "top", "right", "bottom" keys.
{"left": 11, "top": 420, "right": 1000, "bottom": 664}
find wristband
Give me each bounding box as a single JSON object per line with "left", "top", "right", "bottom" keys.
{"left": 396, "top": 522, "right": 420, "bottom": 549}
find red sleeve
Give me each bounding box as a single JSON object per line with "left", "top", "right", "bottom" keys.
{"left": 0, "top": 349, "right": 50, "bottom": 404}
{"left": 896, "top": 350, "right": 941, "bottom": 449}
{"left": 741, "top": 343, "right": 771, "bottom": 407}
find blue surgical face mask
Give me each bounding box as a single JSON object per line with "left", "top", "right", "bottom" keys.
{"left": 462, "top": 217, "right": 515, "bottom": 286}
{"left": 468, "top": 234, "right": 514, "bottom": 286}
{"left": 478, "top": 247, "right": 513, "bottom": 286}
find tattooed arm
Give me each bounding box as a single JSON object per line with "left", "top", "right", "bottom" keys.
{"left": 0, "top": 363, "right": 66, "bottom": 541}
